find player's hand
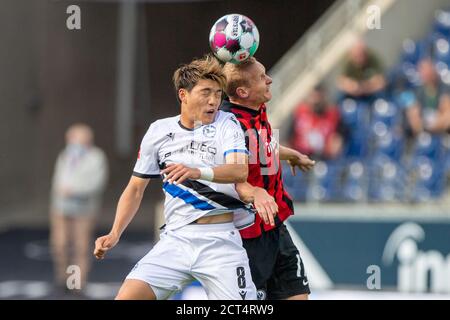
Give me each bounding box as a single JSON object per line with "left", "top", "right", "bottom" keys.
{"left": 286, "top": 152, "right": 315, "bottom": 176}
{"left": 94, "top": 233, "right": 119, "bottom": 260}
{"left": 253, "top": 188, "right": 278, "bottom": 227}
{"left": 161, "top": 163, "right": 201, "bottom": 185}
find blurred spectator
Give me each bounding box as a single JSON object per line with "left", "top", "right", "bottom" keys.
{"left": 403, "top": 59, "right": 450, "bottom": 135}
{"left": 337, "top": 39, "right": 386, "bottom": 101}
{"left": 289, "top": 85, "right": 346, "bottom": 160}
{"left": 49, "top": 123, "right": 108, "bottom": 296}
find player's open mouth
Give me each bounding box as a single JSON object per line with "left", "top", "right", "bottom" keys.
{"left": 205, "top": 109, "right": 215, "bottom": 114}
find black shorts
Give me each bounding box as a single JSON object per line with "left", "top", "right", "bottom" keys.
{"left": 242, "top": 223, "right": 310, "bottom": 300}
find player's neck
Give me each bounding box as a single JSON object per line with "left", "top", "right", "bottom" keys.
{"left": 180, "top": 112, "right": 208, "bottom": 129}
{"left": 179, "top": 114, "right": 196, "bottom": 129}
{"left": 229, "top": 98, "right": 261, "bottom": 111}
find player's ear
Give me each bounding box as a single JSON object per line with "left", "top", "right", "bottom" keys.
{"left": 178, "top": 89, "right": 187, "bottom": 104}
{"left": 236, "top": 87, "right": 249, "bottom": 99}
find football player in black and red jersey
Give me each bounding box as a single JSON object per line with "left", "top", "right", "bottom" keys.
{"left": 221, "top": 57, "right": 315, "bottom": 300}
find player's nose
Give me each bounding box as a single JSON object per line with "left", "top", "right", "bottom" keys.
{"left": 208, "top": 95, "right": 220, "bottom": 106}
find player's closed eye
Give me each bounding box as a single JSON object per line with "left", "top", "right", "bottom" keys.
{"left": 202, "top": 91, "right": 222, "bottom": 100}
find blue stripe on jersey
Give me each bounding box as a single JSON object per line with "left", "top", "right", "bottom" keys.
{"left": 223, "top": 149, "right": 249, "bottom": 157}
{"left": 163, "top": 182, "right": 216, "bottom": 210}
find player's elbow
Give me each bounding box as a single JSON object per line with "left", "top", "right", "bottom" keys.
{"left": 235, "top": 165, "right": 248, "bottom": 183}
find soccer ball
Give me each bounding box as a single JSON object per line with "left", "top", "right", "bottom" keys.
{"left": 209, "top": 13, "right": 259, "bottom": 64}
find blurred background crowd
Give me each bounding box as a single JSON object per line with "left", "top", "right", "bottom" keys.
{"left": 283, "top": 14, "right": 450, "bottom": 203}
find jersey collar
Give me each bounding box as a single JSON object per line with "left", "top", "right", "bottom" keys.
{"left": 220, "top": 99, "right": 262, "bottom": 117}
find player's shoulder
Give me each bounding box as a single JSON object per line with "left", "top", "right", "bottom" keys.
{"left": 150, "top": 115, "right": 179, "bottom": 130}
{"left": 142, "top": 115, "right": 179, "bottom": 143}
{"left": 215, "top": 110, "right": 240, "bottom": 126}
{"left": 145, "top": 115, "right": 178, "bottom": 134}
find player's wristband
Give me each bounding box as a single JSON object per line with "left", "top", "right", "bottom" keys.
{"left": 199, "top": 167, "right": 214, "bottom": 182}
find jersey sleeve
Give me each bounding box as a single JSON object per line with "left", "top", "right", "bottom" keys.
{"left": 132, "top": 123, "right": 161, "bottom": 179}
{"left": 221, "top": 114, "right": 249, "bottom": 157}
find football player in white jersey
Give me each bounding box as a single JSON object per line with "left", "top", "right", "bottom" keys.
{"left": 94, "top": 55, "right": 257, "bottom": 300}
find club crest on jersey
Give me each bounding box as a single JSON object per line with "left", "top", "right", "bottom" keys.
{"left": 203, "top": 125, "right": 216, "bottom": 138}
{"left": 256, "top": 289, "right": 267, "bottom": 300}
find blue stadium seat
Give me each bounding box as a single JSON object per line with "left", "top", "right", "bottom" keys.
{"left": 422, "top": 32, "right": 442, "bottom": 58}
{"left": 412, "top": 132, "right": 443, "bottom": 160}
{"left": 432, "top": 9, "right": 450, "bottom": 37}
{"left": 444, "top": 150, "right": 450, "bottom": 175}
{"left": 339, "top": 98, "right": 359, "bottom": 126}
{"left": 441, "top": 135, "right": 450, "bottom": 174}
{"left": 371, "top": 98, "right": 401, "bottom": 128}
{"left": 387, "top": 66, "right": 411, "bottom": 93}
{"left": 401, "top": 39, "right": 422, "bottom": 65}
{"left": 401, "top": 36, "right": 435, "bottom": 66}
{"left": 368, "top": 156, "right": 407, "bottom": 201}
{"left": 282, "top": 163, "right": 309, "bottom": 202}
{"left": 433, "top": 37, "right": 450, "bottom": 63}
{"left": 341, "top": 160, "right": 368, "bottom": 202}
{"left": 340, "top": 99, "right": 371, "bottom": 158}
{"left": 399, "top": 62, "right": 421, "bottom": 87}
{"left": 371, "top": 127, "right": 404, "bottom": 162}
{"left": 410, "top": 156, "right": 446, "bottom": 201}
{"left": 308, "top": 160, "right": 343, "bottom": 202}
{"left": 434, "top": 60, "right": 450, "bottom": 84}
{"left": 344, "top": 137, "right": 369, "bottom": 159}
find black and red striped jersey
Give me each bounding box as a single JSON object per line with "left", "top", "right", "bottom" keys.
{"left": 221, "top": 99, "right": 294, "bottom": 239}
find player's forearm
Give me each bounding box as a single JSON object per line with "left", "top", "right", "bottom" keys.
{"left": 235, "top": 182, "right": 257, "bottom": 203}
{"left": 110, "top": 185, "right": 144, "bottom": 238}
{"left": 279, "top": 145, "right": 300, "bottom": 160}
{"left": 212, "top": 164, "right": 248, "bottom": 183}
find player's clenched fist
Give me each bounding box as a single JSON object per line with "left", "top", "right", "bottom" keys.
{"left": 94, "top": 233, "right": 119, "bottom": 260}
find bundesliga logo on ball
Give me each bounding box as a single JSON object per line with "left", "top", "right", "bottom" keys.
{"left": 209, "top": 13, "right": 260, "bottom": 64}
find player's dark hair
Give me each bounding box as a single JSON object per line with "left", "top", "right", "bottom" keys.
{"left": 173, "top": 54, "right": 226, "bottom": 103}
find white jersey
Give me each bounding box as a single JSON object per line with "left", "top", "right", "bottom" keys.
{"left": 133, "top": 111, "right": 255, "bottom": 231}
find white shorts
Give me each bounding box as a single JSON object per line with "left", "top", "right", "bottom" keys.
{"left": 126, "top": 222, "right": 257, "bottom": 300}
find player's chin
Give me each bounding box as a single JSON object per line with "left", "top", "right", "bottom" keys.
{"left": 201, "top": 112, "right": 216, "bottom": 124}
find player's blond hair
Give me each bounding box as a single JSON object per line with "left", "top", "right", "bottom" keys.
{"left": 172, "top": 54, "right": 226, "bottom": 102}
{"left": 222, "top": 57, "right": 257, "bottom": 99}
